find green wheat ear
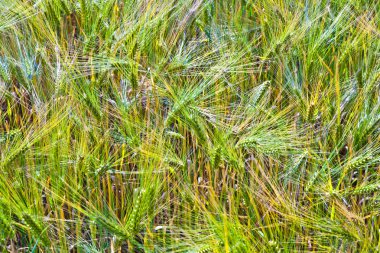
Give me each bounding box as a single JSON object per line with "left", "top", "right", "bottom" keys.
{"left": 164, "top": 155, "right": 184, "bottom": 168}
{"left": 306, "top": 102, "right": 316, "bottom": 121}
{"left": 0, "top": 198, "right": 11, "bottom": 215}
{"left": 196, "top": 245, "right": 213, "bottom": 253}
{"left": 0, "top": 212, "right": 14, "bottom": 238}
{"left": 343, "top": 183, "right": 380, "bottom": 197}
{"left": 345, "top": 155, "right": 373, "bottom": 172}
{"left": 22, "top": 213, "right": 50, "bottom": 246}
{"left": 125, "top": 188, "right": 145, "bottom": 234}
{"left": 211, "top": 146, "right": 222, "bottom": 169}
{"left": 164, "top": 130, "right": 185, "bottom": 140}
{"left": 94, "top": 216, "right": 129, "bottom": 239}
{"left": 250, "top": 80, "right": 270, "bottom": 107}
{"left": 0, "top": 58, "right": 10, "bottom": 82}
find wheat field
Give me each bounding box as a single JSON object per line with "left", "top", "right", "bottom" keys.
{"left": 0, "top": 0, "right": 380, "bottom": 252}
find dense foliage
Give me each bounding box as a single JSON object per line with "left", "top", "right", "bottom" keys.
{"left": 0, "top": 0, "right": 380, "bottom": 252}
